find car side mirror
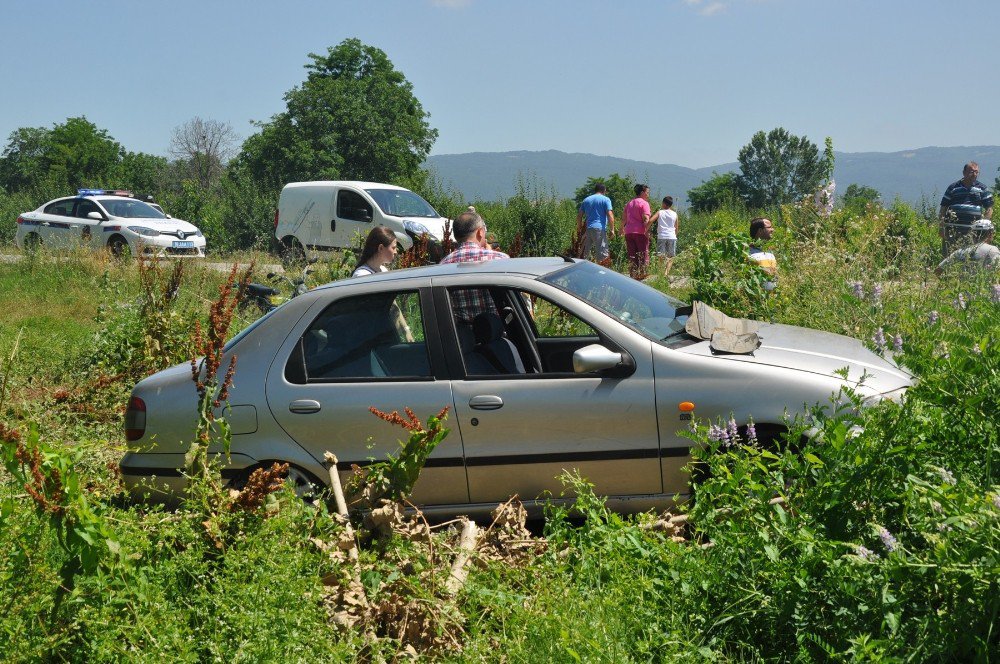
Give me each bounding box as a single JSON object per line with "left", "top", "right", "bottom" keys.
{"left": 573, "top": 344, "right": 626, "bottom": 374}
{"left": 165, "top": 214, "right": 172, "bottom": 219}
{"left": 87, "top": 211, "right": 103, "bottom": 220}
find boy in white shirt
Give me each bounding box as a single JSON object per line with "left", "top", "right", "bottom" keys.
{"left": 652, "top": 196, "right": 679, "bottom": 275}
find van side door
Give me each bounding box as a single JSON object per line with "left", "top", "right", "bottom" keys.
{"left": 332, "top": 188, "right": 374, "bottom": 249}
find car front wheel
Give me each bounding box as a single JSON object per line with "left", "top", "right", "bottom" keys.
{"left": 107, "top": 235, "right": 131, "bottom": 260}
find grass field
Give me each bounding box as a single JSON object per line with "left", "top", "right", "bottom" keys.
{"left": 0, "top": 201, "right": 997, "bottom": 661}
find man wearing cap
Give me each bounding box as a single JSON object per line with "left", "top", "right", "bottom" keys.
{"left": 939, "top": 162, "right": 994, "bottom": 255}
{"left": 935, "top": 219, "right": 1000, "bottom": 275}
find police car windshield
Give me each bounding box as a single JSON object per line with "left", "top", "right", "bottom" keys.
{"left": 99, "top": 199, "right": 166, "bottom": 219}
{"left": 365, "top": 189, "right": 439, "bottom": 218}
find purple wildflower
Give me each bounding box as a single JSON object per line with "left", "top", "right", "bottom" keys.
{"left": 853, "top": 545, "right": 877, "bottom": 561}
{"left": 871, "top": 284, "right": 883, "bottom": 302}
{"left": 992, "top": 284, "right": 1000, "bottom": 304}
{"left": 746, "top": 420, "right": 758, "bottom": 446}
{"left": 878, "top": 527, "right": 898, "bottom": 552}
{"left": 955, "top": 292, "right": 967, "bottom": 310}
{"left": 850, "top": 281, "right": 864, "bottom": 299}
{"left": 872, "top": 327, "right": 887, "bottom": 352}
{"left": 931, "top": 500, "right": 943, "bottom": 513}
{"left": 708, "top": 424, "right": 730, "bottom": 447}
{"left": 727, "top": 418, "right": 739, "bottom": 444}
{"left": 928, "top": 310, "right": 939, "bottom": 325}
{"left": 892, "top": 334, "right": 903, "bottom": 352}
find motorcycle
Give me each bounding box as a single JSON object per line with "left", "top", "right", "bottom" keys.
{"left": 940, "top": 203, "right": 985, "bottom": 257}
{"left": 241, "top": 258, "right": 317, "bottom": 315}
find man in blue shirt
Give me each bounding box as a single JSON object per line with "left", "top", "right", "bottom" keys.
{"left": 939, "top": 162, "right": 994, "bottom": 254}
{"left": 576, "top": 183, "right": 616, "bottom": 262}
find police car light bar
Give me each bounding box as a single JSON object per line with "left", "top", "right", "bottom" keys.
{"left": 77, "top": 188, "right": 134, "bottom": 197}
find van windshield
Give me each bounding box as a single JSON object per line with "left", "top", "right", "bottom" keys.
{"left": 365, "top": 189, "right": 439, "bottom": 218}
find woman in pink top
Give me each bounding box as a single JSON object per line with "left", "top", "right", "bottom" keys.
{"left": 623, "top": 183, "right": 652, "bottom": 279}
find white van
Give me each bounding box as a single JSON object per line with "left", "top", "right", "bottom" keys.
{"left": 273, "top": 181, "right": 451, "bottom": 261}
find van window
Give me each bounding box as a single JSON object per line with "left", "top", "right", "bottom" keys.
{"left": 337, "top": 190, "right": 373, "bottom": 223}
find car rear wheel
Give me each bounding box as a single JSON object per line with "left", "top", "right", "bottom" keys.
{"left": 231, "top": 462, "right": 324, "bottom": 503}
{"left": 23, "top": 232, "right": 42, "bottom": 253}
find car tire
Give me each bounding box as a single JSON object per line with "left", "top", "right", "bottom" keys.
{"left": 280, "top": 238, "right": 306, "bottom": 269}
{"left": 231, "top": 462, "right": 324, "bottom": 503}
{"left": 107, "top": 235, "right": 131, "bottom": 260}
{"left": 690, "top": 423, "right": 789, "bottom": 487}
{"left": 23, "top": 232, "right": 42, "bottom": 253}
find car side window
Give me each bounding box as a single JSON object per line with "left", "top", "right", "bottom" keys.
{"left": 289, "top": 291, "right": 430, "bottom": 383}
{"left": 44, "top": 199, "right": 75, "bottom": 217}
{"left": 75, "top": 199, "right": 101, "bottom": 219}
{"left": 337, "top": 190, "right": 374, "bottom": 223}
{"left": 521, "top": 291, "right": 598, "bottom": 338}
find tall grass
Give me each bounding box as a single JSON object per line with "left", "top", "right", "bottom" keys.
{"left": 0, "top": 199, "right": 997, "bottom": 660}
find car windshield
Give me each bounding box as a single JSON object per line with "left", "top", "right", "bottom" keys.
{"left": 541, "top": 262, "right": 690, "bottom": 343}
{"left": 98, "top": 198, "right": 166, "bottom": 219}
{"left": 364, "top": 188, "right": 439, "bottom": 218}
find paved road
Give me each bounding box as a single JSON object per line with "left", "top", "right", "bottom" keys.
{"left": 0, "top": 253, "right": 281, "bottom": 274}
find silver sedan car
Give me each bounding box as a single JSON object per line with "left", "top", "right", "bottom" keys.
{"left": 121, "top": 258, "right": 912, "bottom": 514}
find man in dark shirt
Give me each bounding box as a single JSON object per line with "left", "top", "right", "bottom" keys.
{"left": 939, "top": 162, "right": 994, "bottom": 255}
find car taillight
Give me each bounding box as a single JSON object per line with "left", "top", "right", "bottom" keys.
{"left": 273, "top": 209, "right": 280, "bottom": 230}
{"left": 16, "top": 216, "right": 24, "bottom": 225}
{"left": 125, "top": 396, "right": 146, "bottom": 441}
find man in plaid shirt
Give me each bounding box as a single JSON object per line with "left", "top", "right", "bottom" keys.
{"left": 440, "top": 208, "right": 509, "bottom": 324}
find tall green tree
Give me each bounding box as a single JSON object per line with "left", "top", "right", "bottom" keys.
{"left": 0, "top": 127, "right": 50, "bottom": 192}
{"left": 233, "top": 39, "right": 438, "bottom": 190}
{"left": 736, "top": 128, "right": 824, "bottom": 208}
{"left": 573, "top": 173, "right": 634, "bottom": 216}
{"left": 0, "top": 117, "right": 123, "bottom": 194}
{"left": 687, "top": 171, "right": 740, "bottom": 213}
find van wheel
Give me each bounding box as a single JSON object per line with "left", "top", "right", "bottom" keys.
{"left": 107, "top": 235, "right": 132, "bottom": 260}
{"left": 280, "top": 238, "right": 306, "bottom": 268}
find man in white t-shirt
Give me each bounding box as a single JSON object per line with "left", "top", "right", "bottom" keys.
{"left": 652, "top": 196, "right": 679, "bottom": 275}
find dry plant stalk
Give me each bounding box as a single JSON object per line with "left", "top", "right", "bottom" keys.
{"left": 444, "top": 518, "right": 479, "bottom": 596}
{"left": 231, "top": 462, "right": 289, "bottom": 513}
{"left": 324, "top": 452, "right": 359, "bottom": 562}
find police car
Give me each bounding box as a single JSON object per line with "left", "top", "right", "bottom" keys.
{"left": 15, "top": 189, "right": 207, "bottom": 258}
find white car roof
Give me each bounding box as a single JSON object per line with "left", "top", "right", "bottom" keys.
{"left": 283, "top": 181, "right": 409, "bottom": 191}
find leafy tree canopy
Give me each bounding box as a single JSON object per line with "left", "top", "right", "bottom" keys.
{"left": 573, "top": 173, "right": 634, "bottom": 214}
{"left": 842, "top": 183, "right": 881, "bottom": 209}
{"left": 233, "top": 39, "right": 438, "bottom": 190}
{"left": 687, "top": 171, "right": 740, "bottom": 213}
{"left": 736, "top": 128, "right": 825, "bottom": 208}
{"left": 0, "top": 117, "right": 129, "bottom": 194}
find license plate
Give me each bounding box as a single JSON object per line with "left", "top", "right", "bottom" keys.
{"left": 172, "top": 241, "right": 194, "bottom": 248}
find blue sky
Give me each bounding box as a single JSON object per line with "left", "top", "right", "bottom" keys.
{"left": 2, "top": 0, "right": 997, "bottom": 168}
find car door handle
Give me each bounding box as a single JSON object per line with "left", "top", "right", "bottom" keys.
{"left": 330, "top": 219, "right": 336, "bottom": 232}
{"left": 289, "top": 399, "right": 321, "bottom": 414}
{"left": 469, "top": 395, "right": 503, "bottom": 410}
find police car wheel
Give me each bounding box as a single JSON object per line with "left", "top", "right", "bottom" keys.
{"left": 108, "top": 236, "right": 131, "bottom": 260}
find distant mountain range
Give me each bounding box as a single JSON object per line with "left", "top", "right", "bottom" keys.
{"left": 425, "top": 147, "right": 1000, "bottom": 207}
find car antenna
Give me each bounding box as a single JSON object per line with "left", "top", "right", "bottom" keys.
{"left": 558, "top": 253, "right": 576, "bottom": 263}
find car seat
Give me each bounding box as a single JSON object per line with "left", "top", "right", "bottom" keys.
{"left": 470, "top": 312, "right": 522, "bottom": 374}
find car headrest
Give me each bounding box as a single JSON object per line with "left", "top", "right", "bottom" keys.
{"left": 472, "top": 312, "right": 504, "bottom": 345}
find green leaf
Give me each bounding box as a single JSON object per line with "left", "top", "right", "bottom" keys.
{"left": 803, "top": 452, "right": 824, "bottom": 467}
